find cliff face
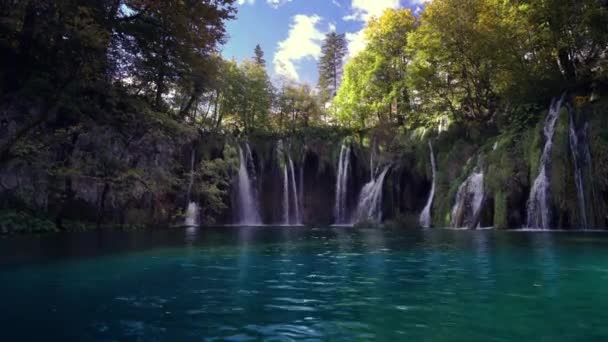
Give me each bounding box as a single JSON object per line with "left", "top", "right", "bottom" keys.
{"left": 1, "top": 93, "right": 607, "bottom": 233}
{"left": 0, "top": 98, "right": 197, "bottom": 232}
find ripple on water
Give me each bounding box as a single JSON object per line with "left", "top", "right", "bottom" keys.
{"left": 244, "top": 324, "right": 323, "bottom": 339}
{"left": 265, "top": 304, "right": 317, "bottom": 312}
{"left": 273, "top": 297, "right": 324, "bottom": 304}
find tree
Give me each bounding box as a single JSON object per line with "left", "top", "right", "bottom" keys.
{"left": 114, "top": 0, "right": 236, "bottom": 110}
{"left": 332, "top": 9, "right": 416, "bottom": 129}
{"left": 317, "top": 32, "right": 348, "bottom": 104}
{"left": 275, "top": 82, "right": 322, "bottom": 132}
{"left": 406, "top": 0, "right": 528, "bottom": 123}
{"left": 254, "top": 44, "right": 266, "bottom": 67}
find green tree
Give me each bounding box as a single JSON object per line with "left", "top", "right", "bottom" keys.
{"left": 332, "top": 9, "right": 416, "bottom": 129}
{"left": 317, "top": 32, "right": 348, "bottom": 104}
{"left": 254, "top": 44, "right": 266, "bottom": 67}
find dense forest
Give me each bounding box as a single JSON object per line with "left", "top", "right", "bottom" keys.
{"left": 0, "top": 0, "right": 607, "bottom": 233}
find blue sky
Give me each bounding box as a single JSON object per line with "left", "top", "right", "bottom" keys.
{"left": 221, "top": 0, "right": 430, "bottom": 86}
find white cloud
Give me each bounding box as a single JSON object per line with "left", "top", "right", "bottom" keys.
{"left": 266, "top": 0, "right": 294, "bottom": 8}
{"left": 344, "top": 0, "right": 400, "bottom": 22}
{"left": 238, "top": 0, "right": 295, "bottom": 7}
{"left": 345, "top": 30, "right": 367, "bottom": 57}
{"left": 273, "top": 14, "right": 327, "bottom": 80}
{"left": 343, "top": 0, "right": 401, "bottom": 57}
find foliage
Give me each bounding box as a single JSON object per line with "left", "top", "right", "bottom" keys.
{"left": 318, "top": 32, "right": 348, "bottom": 104}
{"left": 333, "top": 9, "right": 416, "bottom": 129}
{"left": 0, "top": 210, "right": 57, "bottom": 235}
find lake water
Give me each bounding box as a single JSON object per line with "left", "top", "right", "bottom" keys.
{"left": 1, "top": 227, "right": 608, "bottom": 341}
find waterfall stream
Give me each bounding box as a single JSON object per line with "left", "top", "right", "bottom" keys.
{"left": 184, "top": 202, "right": 199, "bottom": 227}
{"left": 451, "top": 168, "right": 485, "bottom": 229}
{"left": 419, "top": 141, "right": 436, "bottom": 228}
{"left": 526, "top": 95, "right": 565, "bottom": 229}
{"left": 334, "top": 144, "right": 351, "bottom": 224}
{"left": 569, "top": 111, "right": 593, "bottom": 229}
{"left": 289, "top": 157, "right": 301, "bottom": 224}
{"left": 236, "top": 144, "right": 262, "bottom": 225}
{"left": 353, "top": 165, "right": 390, "bottom": 224}
{"left": 184, "top": 148, "right": 200, "bottom": 226}
{"left": 282, "top": 164, "right": 290, "bottom": 224}
{"left": 278, "top": 141, "right": 303, "bottom": 225}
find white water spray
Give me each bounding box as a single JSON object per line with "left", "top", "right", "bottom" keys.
{"left": 282, "top": 163, "right": 290, "bottom": 224}
{"left": 526, "top": 95, "right": 565, "bottom": 229}
{"left": 419, "top": 141, "right": 436, "bottom": 228}
{"left": 236, "top": 144, "right": 262, "bottom": 225}
{"left": 334, "top": 144, "right": 351, "bottom": 224}
{"left": 451, "top": 169, "right": 485, "bottom": 229}
{"left": 289, "top": 157, "right": 301, "bottom": 224}
{"left": 569, "top": 112, "right": 593, "bottom": 229}
{"left": 353, "top": 165, "right": 390, "bottom": 224}
{"left": 184, "top": 202, "right": 199, "bottom": 227}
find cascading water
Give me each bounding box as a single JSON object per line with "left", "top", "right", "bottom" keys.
{"left": 278, "top": 140, "right": 303, "bottom": 225}
{"left": 370, "top": 139, "right": 377, "bottom": 181}
{"left": 569, "top": 112, "right": 593, "bottom": 229}
{"left": 186, "top": 148, "right": 196, "bottom": 203}
{"left": 526, "top": 95, "right": 565, "bottom": 229}
{"left": 184, "top": 148, "right": 200, "bottom": 226}
{"left": 299, "top": 159, "right": 304, "bottom": 221}
{"left": 419, "top": 141, "right": 436, "bottom": 228}
{"left": 282, "top": 164, "right": 290, "bottom": 224}
{"left": 289, "top": 157, "right": 301, "bottom": 224}
{"left": 236, "top": 144, "right": 262, "bottom": 225}
{"left": 451, "top": 168, "right": 485, "bottom": 229}
{"left": 334, "top": 144, "right": 351, "bottom": 224}
{"left": 184, "top": 202, "right": 199, "bottom": 227}
{"left": 353, "top": 165, "right": 391, "bottom": 224}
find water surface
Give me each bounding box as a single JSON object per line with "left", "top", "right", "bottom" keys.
{"left": 1, "top": 227, "right": 608, "bottom": 341}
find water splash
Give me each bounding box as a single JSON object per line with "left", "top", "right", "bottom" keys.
{"left": 526, "top": 95, "right": 565, "bottom": 229}
{"left": 419, "top": 141, "right": 436, "bottom": 228}
{"left": 334, "top": 144, "right": 351, "bottom": 224}
{"left": 353, "top": 165, "right": 390, "bottom": 224}
{"left": 236, "top": 144, "right": 262, "bottom": 225}
{"left": 451, "top": 168, "right": 485, "bottom": 229}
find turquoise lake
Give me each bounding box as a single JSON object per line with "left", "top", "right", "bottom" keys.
{"left": 1, "top": 227, "right": 608, "bottom": 341}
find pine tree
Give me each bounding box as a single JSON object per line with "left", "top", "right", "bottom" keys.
{"left": 254, "top": 44, "right": 266, "bottom": 67}
{"left": 317, "top": 32, "right": 348, "bottom": 103}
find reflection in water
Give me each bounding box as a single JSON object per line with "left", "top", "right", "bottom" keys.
{"left": 1, "top": 228, "right": 608, "bottom": 341}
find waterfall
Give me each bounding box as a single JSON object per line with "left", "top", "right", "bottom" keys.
{"left": 278, "top": 140, "right": 303, "bottom": 225}
{"left": 186, "top": 148, "right": 196, "bottom": 203}
{"left": 569, "top": 112, "right": 593, "bottom": 229}
{"left": 184, "top": 147, "right": 199, "bottom": 227}
{"left": 236, "top": 144, "right": 262, "bottom": 225}
{"left": 184, "top": 202, "right": 199, "bottom": 227}
{"left": 289, "top": 157, "right": 301, "bottom": 224}
{"left": 353, "top": 165, "right": 391, "bottom": 224}
{"left": 526, "top": 95, "right": 565, "bottom": 229}
{"left": 370, "top": 139, "right": 377, "bottom": 181}
{"left": 334, "top": 144, "right": 351, "bottom": 224}
{"left": 299, "top": 159, "right": 304, "bottom": 221}
{"left": 451, "top": 168, "right": 485, "bottom": 229}
{"left": 282, "top": 164, "right": 290, "bottom": 224}
{"left": 419, "top": 141, "right": 436, "bottom": 228}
